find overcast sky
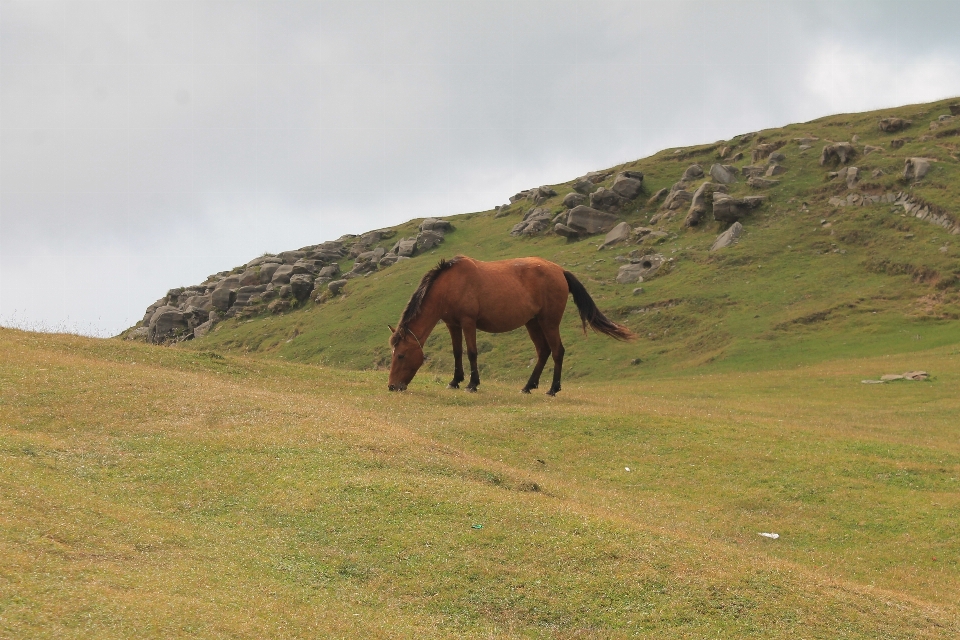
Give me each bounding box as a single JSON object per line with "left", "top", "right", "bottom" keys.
{"left": 2, "top": 0, "right": 960, "bottom": 335}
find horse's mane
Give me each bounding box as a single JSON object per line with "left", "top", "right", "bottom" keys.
{"left": 391, "top": 256, "right": 462, "bottom": 346}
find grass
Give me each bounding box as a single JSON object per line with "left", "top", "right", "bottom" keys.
{"left": 2, "top": 327, "right": 958, "bottom": 638}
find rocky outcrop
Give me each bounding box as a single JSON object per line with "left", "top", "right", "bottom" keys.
{"left": 684, "top": 182, "right": 714, "bottom": 227}
{"left": 589, "top": 187, "right": 627, "bottom": 213}
{"left": 878, "top": 117, "right": 911, "bottom": 132}
{"left": 510, "top": 207, "right": 554, "bottom": 236}
{"left": 709, "top": 164, "right": 737, "bottom": 184}
{"left": 616, "top": 254, "right": 665, "bottom": 284}
{"left": 681, "top": 164, "right": 704, "bottom": 181}
{"left": 710, "top": 222, "right": 743, "bottom": 251}
{"left": 903, "top": 157, "right": 933, "bottom": 181}
{"left": 563, "top": 192, "right": 586, "bottom": 208}
{"left": 819, "top": 143, "right": 857, "bottom": 166}
{"left": 611, "top": 172, "right": 644, "bottom": 200}
{"left": 712, "top": 193, "right": 765, "bottom": 223}
{"left": 555, "top": 206, "right": 620, "bottom": 238}
{"left": 599, "top": 222, "right": 631, "bottom": 249}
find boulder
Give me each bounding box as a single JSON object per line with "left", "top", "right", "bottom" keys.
{"left": 903, "top": 157, "right": 932, "bottom": 181}
{"left": 661, "top": 186, "right": 693, "bottom": 210}
{"left": 747, "top": 176, "right": 779, "bottom": 189}
{"left": 210, "top": 287, "right": 236, "bottom": 312}
{"left": 684, "top": 182, "right": 713, "bottom": 227}
{"left": 584, "top": 170, "right": 612, "bottom": 184}
{"left": 562, "top": 192, "right": 587, "bottom": 208}
{"left": 233, "top": 284, "right": 267, "bottom": 307}
{"left": 600, "top": 222, "right": 632, "bottom": 249}
{"left": 289, "top": 274, "right": 315, "bottom": 301}
{"left": 752, "top": 143, "right": 783, "bottom": 163}
{"left": 890, "top": 138, "right": 906, "bottom": 149}
{"left": 589, "top": 187, "right": 627, "bottom": 212}
{"left": 510, "top": 208, "right": 553, "bottom": 237}
{"left": 819, "top": 142, "right": 857, "bottom": 166}
{"left": 646, "top": 188, "right": 668, "bottom": 207}
{"left": 681, "top": 164, "right": 704, "bottom": 181}
{"left": 278, "top": 284, "right": 292, "bottom": 299}
{"left": 420, "top": 218, "right": 453, "bottom": 232}
{"left": 378, "top": 254, "right": 399, "bottom": 268}
{"left": 878, "top": 117, "right": 911, "bottom": 132}
{"left": 182, "top": 294, "right": 213, "bottom": 312}
{"left": 271, "top": 264, "right": 295, "bottom": 285}
{"left": 740, "top": 165, "right": 767, "bottom": 178}
{"left": 292, "top": 259, "right": 319, "bottom": 274}
{"left": 713, "top": 193, "right": 765, "bottom": 223}
{"left": 617, "top": 253, "right": 665, "bottom": 283}
{"left": 572, "top": 179, "right": 595, "bottom": 195}
{"left": 318, "top": 264, "right": 341, "bottom": 279}
{"left": 193, "top": 318, "right": 216, "bottom": 339}
{"left": 394, "top": 238, "right": 417, "bottom": 257}
{"left": 845, "top": 166, "right": 859, "bottom": 189}
{"left": 258, "top": 262, "right": 281, "bottom": 284}
{"left": 710, "top": 222, "right": 744, "bottom": 251}
{"left": 268, "top": 299, "right": 291, "bottom": 314}
{"left": 554, "top": 223, "right": 580, "bottom": 238}
{"left": 148, "top": 306, "right": 188, "bottom": 343}
{"left": 765, "top": 164, "right": 787, "bottom": 177}
{"left": 357, "top": 246, "right": 387, "bottom": 263}
{"left": 277, "top": 250, "right": 305, "bottom": 264}
{"left": 565, "top": 206, "right": 620, "bottom": 235}
{"left": 863, "top": 145, "right": 883, "bottom": 155}
{"left": 709, "top": 163, "right": 737, "bottom": 184}
{"left": 328, "top": 279, "right": 347, "bottom": 295}
{"left": 768, "top": 151, "right": 786, "bottom": 163}
{"left": 416, "top": 230, "right": 445, "bottom": 251}
{"left": 239, "top": 268, "right": 260, "bottom": 286}
{"left": 611, "top": 173, "right": 644, "bottom": 200}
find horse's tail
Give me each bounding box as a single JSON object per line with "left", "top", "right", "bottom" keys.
{"left": 563, "top": 271, "right": 635, "bottom": 341}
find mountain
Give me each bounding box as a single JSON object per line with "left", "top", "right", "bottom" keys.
{"left": 122, "top": 97, "right": 960, "bottom": 385}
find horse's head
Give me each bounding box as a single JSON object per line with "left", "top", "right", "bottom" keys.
{"left": 387, "top": 325, "right": 424, "bottom": 391}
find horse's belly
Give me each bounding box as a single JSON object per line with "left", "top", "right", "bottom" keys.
{"left": 475, "top": 302, "right": 537, "bottom": 333}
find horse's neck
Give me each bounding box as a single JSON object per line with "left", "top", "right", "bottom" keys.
{"left": 408, "top": 304, "right": 441, "bottom": 343}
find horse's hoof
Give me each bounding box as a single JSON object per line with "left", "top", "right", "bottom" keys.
{"left": 521, "top": 388, "right": 532, "bottom": 394}
{"left": 447, "top": 383, "right": 460, "bottom": 389}
{"left": 465, "top": 386, "right": 478, "bottom": 393}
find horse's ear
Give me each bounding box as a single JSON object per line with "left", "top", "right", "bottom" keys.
{"left": 387, "top": 324, "right": 396, "bottom": 333}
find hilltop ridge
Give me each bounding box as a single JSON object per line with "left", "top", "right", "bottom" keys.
{"left": 123, "top": 97, "right": 960, "bottom": 383}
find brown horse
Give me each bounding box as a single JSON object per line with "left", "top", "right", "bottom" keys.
{"left": 387, "top": 255, "right": 634, "bottom": 394}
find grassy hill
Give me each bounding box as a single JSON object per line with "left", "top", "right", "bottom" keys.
{"left": 150, "top": 97, "right": 960, "bottom": 390}
{"left": 2, "top": 328, "right": 958, "bottom": 637}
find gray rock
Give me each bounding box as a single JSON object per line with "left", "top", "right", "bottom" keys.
{"left": 572, "top": 179, "right": 595, "bottom": 195}
{"left": 148, "top": 305, "right": 188, "bottom": 343}
{"left": 210, "top": 287, "right": 236, "bottom": 312}
{"left": 378, "top": 254, "right": 399, "bottom": 267}
{"left": 903, "top": 157, "right": 932, "bottom": 181}
{"left": 554, "top": 223, "right": 581, "bottom": 238}
{"left": 271, "top": 264, "right": 295, "bottom": 285}
{"left": 239, "top": 268, "right": 260, "bottom": 286}
{"left": 600, "top": 222, "right": 632, "bottom": 249}
{"left": 709, "top": 163, "right": 737, "bottom": 184}
{"left": 740, "top": 165, "right": 767, "bottom": 178}
{"left": 395, "top": 238, "right": 417, "bottom": 257}
{"left": 798, "top": 144, "right": 812, "bottom": 151}
{"left": 662, "top": 187, "right": 693, "bottom": 210}
{"left": 713, "top": 193, "right": 765, "bottom": 223}
{"left": 420, "top": 218, "right": 453, "bottom": 232}
{"left": 685, "top": 182, "right": 713, "bottom": 227}
{"left": 258, "top": 262, "right": 281, "bottom": 284}
{"left": 589, "top": 187, "right": 627, "bottom": 212}
{"left": 565, "top": 206, "right": 620, "bottom": 235}
{"left": 318, "top": 264, "right": 340, "bottom": 279}
{"left": 819, "top": 142, "right": 857, "bottom": 166}
{"left": 563, "top": 192, "right": 587, "bottom": 208}
{"left": 765, "top": 164, "right": 787, "bottom": 177}
{"left": 510, "top": 208, "right": 553, "bottom": 237}
{"left": 845, "top": 166, "right": 859, "bottom": 189}
{"left": 279, "top": 284, "right": 292, "bottom": 299}
{"left": 357, "top": 246, "right": 387, "bottom": 263}
{"left": 616, "top": 263, "right": 645, "bottom": 284}
{"left": 768, "top": 151, "right": 786, "bottom": 162}
{"left": 617, "top": 253, "right": 665, "bottom": 283}
{"left": 277, "top": 250, "right": 305, "bottom": 264}
{"left": 710, "top": 222, "right": 744, "bottom": 251}
{"left": 182, "top": 294, "right": 213, "bottom": 312}
{"left": 682, "top": 164, "right": 704, "bottom": 181}
{"left": 292, "top": 259, "right": 319, "bottom": 274}
{"left": 646, "top": 188, "right": 668, "bottom": 207}
{"left": 328, "top": 279, "right": 348, "bottom": 295}
{"left": 611, "top": 173, "right": 644, "bottom": 200}
{"left": 192, "top": 318, "right": 216, "bottom": 339}
{"left": 233, "top": 284, "right": 267, "bottom": 307}
{"left": 747, "top": 176, "right": 779, "bottom": 189}
{"left": 416, "top": 230, "right": 444, "bottom": 251}
{"left": 878, "top": 117, "right": 911, "bottom": 132}
{"left": 289, "top": 274, "right": 315, "bottom": 301}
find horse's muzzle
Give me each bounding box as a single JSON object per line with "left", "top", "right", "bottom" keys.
{"left": 388, "top": 383, "right": 407, "bottom": 392}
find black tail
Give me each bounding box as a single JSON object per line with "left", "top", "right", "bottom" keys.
{"left": 563, "top": 271, "right": 635, "bottom": 341}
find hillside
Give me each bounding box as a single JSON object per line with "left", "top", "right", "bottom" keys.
{"left": 124, "top": 98, "right": 960, "bottom": 386}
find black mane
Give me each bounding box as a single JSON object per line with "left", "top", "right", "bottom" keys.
{"left": 391, "top": 257, "right": 461, "bottom": 346}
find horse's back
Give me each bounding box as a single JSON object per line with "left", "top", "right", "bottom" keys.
{"left": 446, "top": 257, "right": 568, "bottom": 332}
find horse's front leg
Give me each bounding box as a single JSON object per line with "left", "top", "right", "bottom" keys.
{"left": 462, "top": 321, "right": 481, "bottom": 392}
{"left": 446, "top": 323, "right": 464, "bottom": 389}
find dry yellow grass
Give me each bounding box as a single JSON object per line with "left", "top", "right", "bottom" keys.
{"left": 1, "top": 328, "right": 958, "bottom": 638}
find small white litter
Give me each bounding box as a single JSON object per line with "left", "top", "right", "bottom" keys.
{"left": 624, "top": 467, "right": 631, "bottom": 472}
{"left": 759, "top": 532, "right": 779, "bottom": 539}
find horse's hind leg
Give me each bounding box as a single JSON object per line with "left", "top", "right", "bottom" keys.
{"left": 446, "top": 323, "right": 464, "bottom": 389}
{"left": 539, "top": 320, "right": 566, "bottom": 396}
{"left": 522, "top": 319, "right": 550, "bottom": 394}
{"left": 462, "top": 320, "right": 481, "bottom": 392}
